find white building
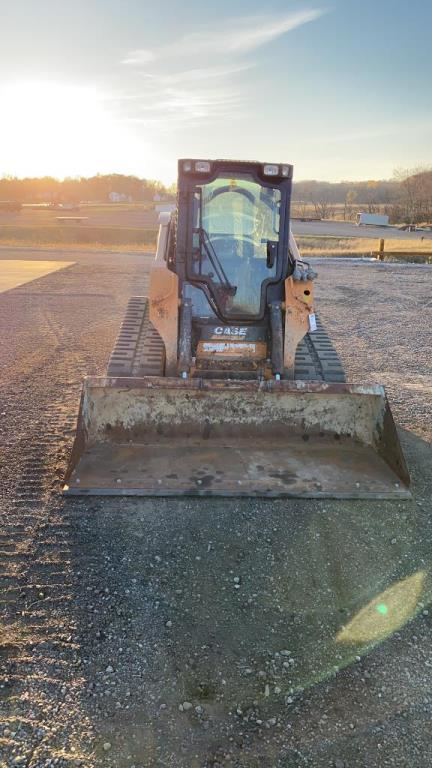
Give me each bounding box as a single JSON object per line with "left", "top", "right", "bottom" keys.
{"left": 154, "top": 202, "right": 176, "bottom": 214}
{"left": 109, "top": 192, "right": 131, "bottom": 203}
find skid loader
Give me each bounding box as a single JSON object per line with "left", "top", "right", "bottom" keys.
{"left": 64, "top": 159, "right": 409, "bottom": 498}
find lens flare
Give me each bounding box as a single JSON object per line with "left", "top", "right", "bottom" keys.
{"left": 336, "top": 570, "right": 426, "bottom": 646}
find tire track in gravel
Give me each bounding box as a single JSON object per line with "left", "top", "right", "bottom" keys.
{"left": 1, "top": 312, "right": 99, "bottom": 766}
{"left": 0, "top": 255, "right": 149, "bottom": 766}
{"left": 1, "top": 255, "right": 431, "bottom": 768}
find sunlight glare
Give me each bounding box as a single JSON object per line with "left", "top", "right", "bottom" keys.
{"left": 0, "top": 82, "right": 150, "bottom": 178}
{"left": 336, "top": 570, "right": 426, "bottom": 646}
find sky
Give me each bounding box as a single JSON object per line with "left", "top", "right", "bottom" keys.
{"left": 0, "top": 0, "right": 431, "bottom": 184}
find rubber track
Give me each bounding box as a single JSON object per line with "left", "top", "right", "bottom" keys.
{"left": 107, "top": 300, "right": 345, "bottom": 383}
{"left": 294, "top": 315, "right": 346, "bottom": 382}
{"left": 107, "top": 296, "right": 165, "bottom": 377}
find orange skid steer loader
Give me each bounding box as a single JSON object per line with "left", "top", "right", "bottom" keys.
{"left": 64, "top": 159, "right": 409, "bottom": 498}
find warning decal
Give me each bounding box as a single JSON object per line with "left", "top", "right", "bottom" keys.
{"left": 202, "top": 342, "right": 257, "bottom": 353}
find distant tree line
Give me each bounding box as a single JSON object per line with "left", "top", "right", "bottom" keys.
{"left": 292, "top": 167, "right": 432, "bottom": 224}
{"left": 390, "top": 167, "right": 432, "bottom": 224}
{"left": 0, "top": 174, "right": 174, "bottom": 204}
{"left": 1, "top": 167, "right": 431, "bottom": 223}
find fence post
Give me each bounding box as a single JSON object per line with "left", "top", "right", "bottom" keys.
{"left": 378, "top": 238, "right": 385, "bottom": 261}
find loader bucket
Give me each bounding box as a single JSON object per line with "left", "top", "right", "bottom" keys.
{"left": 63, "top": 377, "right": 410, "bottom": 499}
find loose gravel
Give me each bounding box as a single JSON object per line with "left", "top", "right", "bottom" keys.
{"left": 0, "top": 252, "right": 431, "bottom": 768}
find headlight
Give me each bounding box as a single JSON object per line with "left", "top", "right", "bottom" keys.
{"left": 195, "top": 161, "right": 211, "bottom": 173}
{"left": 263, "top": 164, "right": 279, "bottom": 176}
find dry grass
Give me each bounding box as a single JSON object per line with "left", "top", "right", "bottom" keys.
{"left": 291, "top": 202, "right": 388, "bottom": 221}
{"left": 0, "top": 225, "right": 158, "bottom": 248}
{"left": 297, "top": 236, "right": 432, "bottom": 263}
{"left": 0, "top": 240, "right": 155, "bottom": 253}
{"left": 298, "top": 236, "right": 432, "bottom": 253}
{"left": 79, "top": 202, "right": 155, "bottom": 213}
{"left": 0, "top": 227, "right": 430, "bottom": 263}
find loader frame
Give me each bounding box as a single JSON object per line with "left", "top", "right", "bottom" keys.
{"left": 63, "top": 158, "right": 411, "bottom": 499}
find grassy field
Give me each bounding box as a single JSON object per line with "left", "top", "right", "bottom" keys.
{"left": 22, "top": 202, "right": 156, "bottom": 213}
{"left": 291, "top": 202, "right": 380, "bottom": 221}
{"left": 79, "top": 202, "right": 155, "bottom": 212}
{"left": 0, "top": 225, "right": 431, "bottom": 263}
{"left": 297, "top": 236, "right": 432, "bottom": 263}
{"left": 0, "top": 225, "right": 158, "bottom": 249}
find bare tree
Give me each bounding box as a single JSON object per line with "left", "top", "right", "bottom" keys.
{"left": 362, "top": 180, "right": 380, "bottom": 214}
{"left": 312, "top": 197, "right": 335, "bottom": 220}
{"left": 393, "top": 166, "right": 432, "bottom": 223}
{"left": 343, "top": 189, "right": 357, "bottom": 220}
{"left": 291, "top": 199, "right": 309, "bottom": 219}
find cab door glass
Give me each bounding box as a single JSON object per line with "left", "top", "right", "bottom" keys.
{"left": 190, "top": 175, "right": 281, "bottom": 318}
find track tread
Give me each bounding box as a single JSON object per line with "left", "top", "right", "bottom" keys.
{"left": 107, "top": 302, "right": 344, "bottom": 383}
{"left": 294, "top": 315, "right": 346, "bottom": 382}
{"left": 107, "top": 297, "right": 165, "bottom": 377}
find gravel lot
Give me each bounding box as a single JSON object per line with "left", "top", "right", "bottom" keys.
{"left": 0, "top": 251, "right": 431, "bottom": 768}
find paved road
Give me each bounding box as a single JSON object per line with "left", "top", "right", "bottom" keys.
{"left": 292, "top": 219, "right": 432, "bottom": 240}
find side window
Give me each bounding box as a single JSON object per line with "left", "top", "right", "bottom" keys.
{"left": 192, "top": 191, "right": 201, "bottom": 251}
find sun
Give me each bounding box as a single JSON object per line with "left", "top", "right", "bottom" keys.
{"left": 0, "top": 81, "right": 149, "bottom": 179}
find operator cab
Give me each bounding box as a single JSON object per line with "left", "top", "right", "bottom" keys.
{"left": 172, "top": 159, "right": 295, "bottom": 377}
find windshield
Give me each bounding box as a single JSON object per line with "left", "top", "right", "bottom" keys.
{"left": 190, "top": 174, "right": 281, "bottom": 318}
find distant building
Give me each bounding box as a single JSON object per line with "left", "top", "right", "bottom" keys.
{"left": 356, "top": 212, "right": 389, "bottom": 227}
{"left": 154, "top": 202, "right": 176, "bottom": 214}
{"left": 109, "top": 192, "right": 131, "bottom": 203}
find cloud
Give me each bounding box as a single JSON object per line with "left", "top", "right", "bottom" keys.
{"left": 140, "top": 63, "right": 255, "bottom": 86}
{"left": 122, "top": 9, "right": 326, "bottom": 65}
{"left": 223, "top": 9, "right": 325, "bottom": 54}
{"left": 117, "top": 9, "right": 325, "bottom": 133}
{"left": 110, "top": 81, "right": 247, "bottom": 131}
{"left": 123, "top": 49, "right": 155, "bottom": 65}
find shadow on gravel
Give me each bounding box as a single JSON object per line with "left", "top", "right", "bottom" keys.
{"left": 65, "top": 428, "right": 432, "bottom": 768}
